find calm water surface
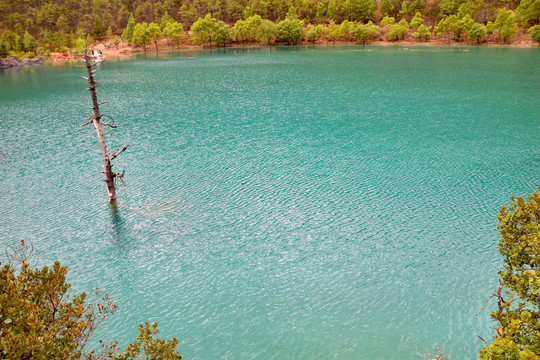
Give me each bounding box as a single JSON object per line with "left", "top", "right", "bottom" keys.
{"left": 1, "top": 46, "right": 539, "bottom": 359}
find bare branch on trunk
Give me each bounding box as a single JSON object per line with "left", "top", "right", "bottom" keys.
{"left": 110, "top": 145, "right": 130, "bottom": 161}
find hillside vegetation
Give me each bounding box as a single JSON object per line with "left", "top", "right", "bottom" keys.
{"left": 0, "top": 0, "right": 539, "bottom": 58}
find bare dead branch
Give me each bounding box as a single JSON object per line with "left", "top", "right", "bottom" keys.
{"left": 81, "top": 118, "right": 93, "bottom": 127}
{"left": 101, "top": 114, "right": 114, "bottom": 121}
{"left": 110, "top": 145, "right": 130, "bottom": 161}
{"left": 477, "top": 280, "right": 506, "bottom": 316}
{"left": 496, "top": 279, "right": 505, "bottom": 311}
{"left": 102, "top": 124, "right": 113, "bottom": 136}
{"left": 101, "top": 122, "right": 118, "bottom": 129}
{"left": 478, "top": 335, "right": 489, "bottom": 347}
{"left": 434, "top": 345, "right": 447, "bottom": 358}
{"left": 415, "top": 344, "right": 449, "bottom": 360}
{"left": 66, "top": 288, "right": 118, "bottom": 359}
{"left": 116, "top": 171, "right": 133, "bottom": 196}
{"left": 477, "top": 293, "right": 497, "bottom": 316}
{"left": 82, "top": 46, "right": 117, "bottom": 202}
{"left": 5, "top": 239, "right": 38, "bottom": 269}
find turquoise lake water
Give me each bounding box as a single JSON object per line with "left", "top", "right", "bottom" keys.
{"left": 1, "top": 45, "right": 539, "bottom": 359}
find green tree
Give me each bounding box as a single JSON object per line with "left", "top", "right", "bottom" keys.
{"left": 23, "top": 31, "right": 37, "bottom": 52}
{"left": 516, "top": 0, "right": 540, "bottom": 28}
{"left": 327, "top": 0, "right": 338, "bottom": 21}
{"left": 255, "top": 19, "right": 278, "bottom": 44}
{"left": 132, "top": 22, "right": 151, "bottom": 50}
{"left": 354, "top": 21, "right": 379, "bottom": 43}
{"left": 245, "top": 14, "right": 263, "bottom": 40}
{"left": 91, "top": 17, "right": 107, "bottom": 39}
{"left": 74, "top": 37, "right": 86, "bottom": 54}
{"left": 277, "top": 18, "right": 304, "bottom": 43}
{"left": 479, "top": 189, "right": 540, "bottom": 359}
{"left": 468, "top": 22, "right": 486, "bottom": 43}
{"left": 399, "top": 1, "right": 409, "bottom": 18}
{"left": 0, "top": 41, "right": 9, "bottom": 58}
{"left": 249, "top": 0, "right": 269, "bottom": 18}
{"left": 234, "top": 15, "right": 263, "bottom": 42}
{"left": 326, "top": 20, "right": 341, "bottom": 43}
{"left": 454, "top": 14, "right": 474, "bottom": 41}
{"left": 112, "top": 36, "right": 121, "bottom": 49}
{"left": 436, "top": 15, "right": 457, "bottom": 41}
{"left": 286, "top": 5, "right": 299, "bottom": 20}
{"left": 1, "top": 31, "right": 18, "bottom": 52}
{"left": 232, "top": 19, "right": 248, "bottom": 42}
{"left": 340, "top": 19, "right": 355, "bottom": 41}
{"left": 190, "top": 14, "right": 218, "bottom": 47}
{"left": 494, "top": 9, "right": 517, "bottom": 42}
{"left": 342, "top": 0, "right": 377, "bottom": 22}
{"left": 214, "top": 20, "right": 231, "bottom": 46}
{"left": 56, "top": 14, "right": 70, "bottom": 31}
{"left": 411, "top": 23, "right": 431, "bottom": 41}
{"left": 407, "top": 0, "right": 426, "bottom": 16}
{"left": 76, "top": 27, "right": 86, "bottom": 41}
{"left": 380, "top": 0, "right": 399, "bottom": 18}
{"left": 388, "top": 18, "right": 409, "bottom": 40}
{"left": 243, "top": 5, "right": 255, "bottom": 19}
{"left": 148, "top": 22, "right": 162, "bottom": 51}
{"left": 122, "top": 13, "right": 136, "bottom": 42}
{"left": 529, "top": 25, "right": 540, "bottom": 43}
{"left": 439, "top": 0, "right": 458, "bottom": 17}
{"left": 163, "top": 21, "right": 184, "bottom": 48}
{"left": 501, "top": 14, "right": 518, "bottom": 42}
{"left": 315, "top": 2, "right": 326, "bottom": 23}
{"left": 160, "top": 11, "right": 173, "bottom": 30}
{"left": 381, "top": 15, "right": 396, "bottom": 27}
{"left": 306, "top": 24, "right": 324, "bottom": 41}
{"left": 486, "top": 21, "right": 495, "bottom": 35}
{"left": 410, "top": 11, "right": 423, "bottom": 29}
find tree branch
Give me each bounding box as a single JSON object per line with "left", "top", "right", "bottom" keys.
{"left": 101, "top": 122, "right": 118, "bottom": 129}
{"left": 110, "top": 145, "right": 130, "bottom": 161}
{"left": 101, "top": 114, "right": 116, "bottom": 124}
{"left": 477, "top": 335, "right": 489, "bottom": 347}
{"left": 81, "top": 119, "right": 93, "bottom": 127}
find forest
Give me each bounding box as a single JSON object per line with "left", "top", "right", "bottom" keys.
{"left": 0, "top": 0, "right": 539, "bottom": 57}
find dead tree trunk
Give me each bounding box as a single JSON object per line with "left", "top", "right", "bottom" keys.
{"left": 81, "top": 47, "right": 129, "bottom": 203}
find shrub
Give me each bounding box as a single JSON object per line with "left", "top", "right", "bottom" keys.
{"left": 0, "top": 240, "right": 182, "bottom": 359}
{"left": 479, "top": 189, "right": 540, "bottom": 359}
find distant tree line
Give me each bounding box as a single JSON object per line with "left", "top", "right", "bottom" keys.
{"left": 0, "top": 0, "right": 539, "bottom": 57}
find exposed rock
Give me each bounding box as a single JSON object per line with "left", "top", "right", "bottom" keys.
{"left": 0, "top": 55, "right": 44, "bottom": 68}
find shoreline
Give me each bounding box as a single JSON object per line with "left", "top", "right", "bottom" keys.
{"left": 9, "top": 36, "right": 539, "bottom": 66}
{"left": 60, "top": 37, "right": 539, "bottom": 62}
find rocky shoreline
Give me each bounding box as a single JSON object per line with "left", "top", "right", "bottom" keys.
{"left": 0, "top": 55, "right": 45, "bottom": 69}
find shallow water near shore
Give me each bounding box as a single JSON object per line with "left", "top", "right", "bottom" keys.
{"left": 1, "top": 46, "right": 539, "bottom": 359}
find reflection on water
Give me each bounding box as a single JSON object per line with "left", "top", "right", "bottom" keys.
{"left": 109, "top": 202, "right": 125, "bottom": 244}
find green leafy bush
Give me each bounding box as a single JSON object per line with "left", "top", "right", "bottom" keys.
{"left": 0, "top": 241, "right": 182, "bottom": 359}
{"left": 479, "top": 189, "right": 540, "bottom": 359}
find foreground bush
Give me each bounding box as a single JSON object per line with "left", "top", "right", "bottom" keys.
{"left": 479, "top": 189, "right": 540, "bottom": 359}
{"left": 0, "top": 241, "right": 182, "bottom": 359}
